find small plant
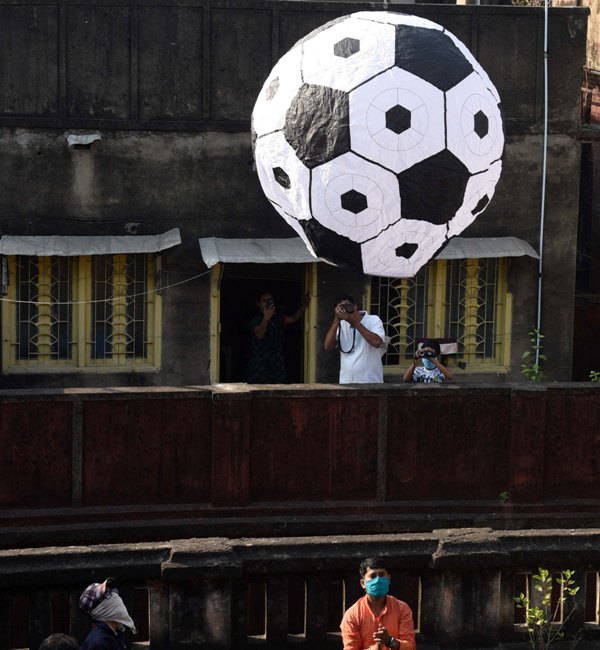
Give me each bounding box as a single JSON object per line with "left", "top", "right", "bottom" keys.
{"left": 514, "top": 568, "right": 580, "bottom": 650}
{"left": 590, "top": 370, "right": 600, "bottom": 383}
{"left": 499, "top": 490, "right": 510, "bottom": 503}
{"left": 521, "top": 327, "right": 546, "bottom": 381}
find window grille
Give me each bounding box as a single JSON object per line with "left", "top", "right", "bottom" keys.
{"left": 14, "top": 256, "right": 74, "bottom": 364}
{"left": 3, "top": 254, "right": 160, "bottom": 372}
{"left": 90, "top": 254, "right": 151, "bottom": 365}
{"left": 370, "top": 258, "right": 510, "bottom": 370}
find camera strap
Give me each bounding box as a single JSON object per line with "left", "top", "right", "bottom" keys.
{"left": 338, "top": 323, "right": 356, "bottom": 354}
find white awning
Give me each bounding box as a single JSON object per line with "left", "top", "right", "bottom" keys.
{"left": 198, "top": 235, "right": 538, "bottom": 268}
{"left": 435, "top": 237, "right": 539, "bottom": 260}
{"left": 0, "top": 228, "right": 181, "bottom": 256}
{"left": 199, "top": 237, "right": 319, "bottom": 268}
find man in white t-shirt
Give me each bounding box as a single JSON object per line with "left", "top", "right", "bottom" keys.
{"left": 324, "top": 294, "right": 386, "bottom": 384}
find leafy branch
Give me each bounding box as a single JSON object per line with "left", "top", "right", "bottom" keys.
{"left": 521, "top": 327, "right": 546, "bottom": 381}
{"left": 514, "top": 568, "right": 580, "bottom": 650}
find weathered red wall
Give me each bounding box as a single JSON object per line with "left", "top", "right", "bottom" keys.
{"left": 387, "top": 391, "right": 511, "bottom": 500}
{"left": 0, "top": 400, "right": 72, "bottom": 507}
{"left": 82, "top": 397, "right": 213, "bottom": 505}
{"left": 2, "top": 384, "right": 600, "bottom": 545}
{"left": 249, "top": 395, "right": 379, "bottom": 501}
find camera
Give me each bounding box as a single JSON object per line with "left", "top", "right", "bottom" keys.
{"left": 416, "top": 348, "right": 437, "bottom": 358}
{"left": 265, "top": 299, "right": 275, "bottom": 309}
{"left": 340, "top": 301, "right": 355, "bottom": 313}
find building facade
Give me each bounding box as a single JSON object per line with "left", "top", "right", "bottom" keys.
{"left": 0, "top": 0, "right": 588, "bottom": 387}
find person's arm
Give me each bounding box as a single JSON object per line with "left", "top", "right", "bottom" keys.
{"left": 403, "top": 359, "right": 418, "bottom": 383}
{"left": 284, "top": 293, "right": 310, "bottom": 325}
{"left": 253, "top": 304, "right": 276, "bottom": 340}
{"left": 431, "top": 356, "right": 453, "bottom": 381}
{"left": 396, "top": 603, "right": 416, "bottom": 650}
{"left": 341, "top": 611, "right": 378, "bottom": 650}
{"left": 324, "top": 311, "right": 341, "bottom": 350}
{"left": 345, "top": 311, "right": 383, "bottom": 349}
{"left": 324, "top": 317, "right": 340, "bottom": 350}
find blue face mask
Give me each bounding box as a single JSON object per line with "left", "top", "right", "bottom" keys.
{"left": 422, "top": 358, "right": 436, "bottom": 370}
{"left": 365, "top": 576, "right": 390, "bottom": 598}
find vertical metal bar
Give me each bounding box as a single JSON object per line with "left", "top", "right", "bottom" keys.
{"left": 130, "top": 5, "right": 139, "bottom": 121}
{"left": 266, "top": 575, "right": 288, "bottom": 646}
{"left": 72, "top": 396, "right": 83, "bottom": 507}
{"left": 306, "top": 576, "right": 327, "bottom": 646}
{"left": 0, "top": 589, "right": 10, "bottom": 650}
{"left": 59, "top": 4, "right": 67, "bottom": 117}
{"left": 376, "top": 394, "right": 388, "bottom": 502}
{"left": 29, "top": 589, "right": 51, "bottom": 650}
{"left": 70, "top": 587, "right": 90, "bottom": 641}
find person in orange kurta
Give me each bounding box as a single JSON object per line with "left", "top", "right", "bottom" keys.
{"left": 341, "top": 557, "right": 416, "bottom": 650}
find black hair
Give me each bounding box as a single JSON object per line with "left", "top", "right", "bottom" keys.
{"left": 359, "top": 556, "right": 390, "bottom": 578}
{"left": 421, "top": 338, "right": 441, "bottom": 356}
{"left": 39, "top": 634, "right": 80, "bottom": 650}
{"left": 334, "top": 294, "right": 356, "bottom": 307}
{"left": 257, "top": 290, "right": 274, "bottom": 302}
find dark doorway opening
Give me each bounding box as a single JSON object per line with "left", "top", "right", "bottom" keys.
{"left": 218, "top": 264, "right": 305, "bottom": 383}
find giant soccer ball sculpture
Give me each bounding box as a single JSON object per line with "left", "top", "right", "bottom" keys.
{"left": 252, "top": 11, "right": 504, "bottom": 277}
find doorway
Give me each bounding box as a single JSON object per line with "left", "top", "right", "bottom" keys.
{"left": 216, "top": 263, "right": 309, "bottom": 383}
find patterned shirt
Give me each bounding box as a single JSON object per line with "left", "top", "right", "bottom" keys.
{"left": 412, "top": 365, "right": 446, "bottom": 383}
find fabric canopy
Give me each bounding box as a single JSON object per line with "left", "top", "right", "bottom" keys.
{"left": 0, "top": 229, "right": 181, "bottom": 256}
{"left": 435, "top": 236, "right": 539, "bottom": 260}
{"left": 199, "top": 237, "right": 319, "bottom": 268}
{"left": 199, "top": 236, "right": 537, "bottom": 268}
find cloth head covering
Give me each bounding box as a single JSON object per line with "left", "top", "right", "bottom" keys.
{"left": 79, "top": 579, "right": 137, "bottom": 634}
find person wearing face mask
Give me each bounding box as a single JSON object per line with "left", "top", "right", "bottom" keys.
{"left": 403, "top": 338, "right": 453, "bottom": 384}
{"left": 79, "top": 578, "right": 137, "bottom": 650}
{"left": 340, "top": 557, "right": 416, "bottom": 650}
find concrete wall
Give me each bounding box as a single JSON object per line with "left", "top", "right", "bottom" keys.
{"left": 554, "top": 0, "right": 599, "bottom": 70}
{"left": 3, "top": 529, "right": 600, "bottom": 649}
{"left": 3, "top": 383, "right": 600, "bottom": 549}
{"left": 0, "top": 2, "right": 588, "bottom": 386}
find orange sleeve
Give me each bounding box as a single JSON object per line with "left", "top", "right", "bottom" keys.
{"left": 341, "top": 609, "right": 364, "bottom": 650}
{"left": 396, "top": 602, "right": 416, "bottom": 650}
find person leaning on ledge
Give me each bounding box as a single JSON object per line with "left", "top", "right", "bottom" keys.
{"left": 403, "top": 338, "right": 453, "bottom": 384}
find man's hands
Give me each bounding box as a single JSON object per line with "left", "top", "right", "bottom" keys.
{"left": 262, "top": 302, "right": 276, "bottom": 322}
{"left": 334, "top": 303, "right": 360, "bottom": 326}
{"left": 373, "top": 624, "right": 392, "bottom": 647}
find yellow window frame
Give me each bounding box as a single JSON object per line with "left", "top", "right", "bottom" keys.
{"left": 2, "top": 254, "right": 162, "bottom": 373}
{"left": 209, "top": 262, "right": 318, "bottom": 384}
{"left": 368, "top": 258, "right": 512, "bottom": 373}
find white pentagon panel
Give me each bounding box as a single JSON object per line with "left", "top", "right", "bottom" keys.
{"left": 301, "top": 16, "right": 395, "bottom": 92}
{"left": 310, "top": 152, "right": 401, "bottom": 243}
{"left": 349, "top": 67, "right": 445, "bottom": 174}
{"left": 447, "top": 161, "right": 502, "bottom": 237}
{"left": 361, "top": 219, "right": 447, "bottom": 278}
{"left": 269, "top": 202, "right": 317, "bottom": 254}
{"left": 252, "top": 46, "right": 303, "bottom": 137}
{"left": 443, "top": 31, "right": 501, "bottom": 103}
{"left": 254, "top": 131, "right": 311, "bottom": 221}
{"left": 353, "top": 11, "right": 444, "bottom": 32}
{"left": 446, "top": 72, "right": 504, "bottom": 174}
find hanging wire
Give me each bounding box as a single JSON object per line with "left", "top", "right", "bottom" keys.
{"left": 0, "top": 268, "right": 212, "bottom": 306}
